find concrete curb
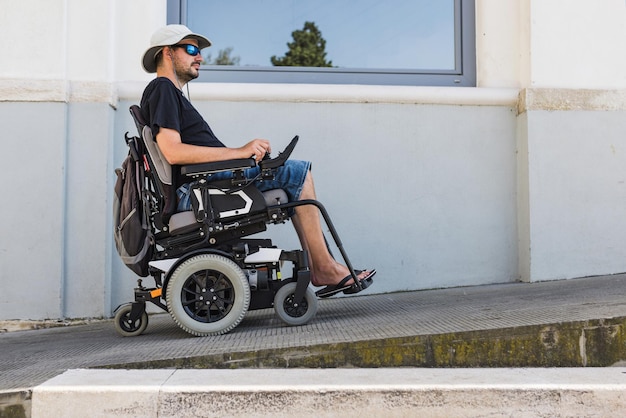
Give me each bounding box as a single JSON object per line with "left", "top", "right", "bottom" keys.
{"left": 101, "top": 317, "right": 626, "bottom": 370}
{"left": 31, "top": 368, "right": 626, "bottom": 418}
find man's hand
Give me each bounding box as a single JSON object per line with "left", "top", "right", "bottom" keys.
{"left": 241, "top": 139, "right": 271, "bottom": 162}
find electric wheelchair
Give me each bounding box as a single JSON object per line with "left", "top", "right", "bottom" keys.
{"left": 114, "top": 105, "right": 373, "bottom": 337}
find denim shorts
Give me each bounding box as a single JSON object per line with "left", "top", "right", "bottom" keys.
{"left": 176, "top": 159, "right": 312, "bottom": 212}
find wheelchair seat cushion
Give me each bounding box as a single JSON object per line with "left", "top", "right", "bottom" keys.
{"left": 168, "top": 211, "right": 199, "bottom": 235}
{"left": 263, "top": 189, "right": 288, "bottom": 206}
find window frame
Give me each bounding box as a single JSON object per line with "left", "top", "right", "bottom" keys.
{"left": 167, "top": 0, "right": 475, "bottom": 87}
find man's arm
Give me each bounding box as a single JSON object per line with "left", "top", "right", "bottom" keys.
{"left": 156, "top": 127, "right": 271, "bottom": 165}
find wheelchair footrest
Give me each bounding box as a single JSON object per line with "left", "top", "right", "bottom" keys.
{"left": 344, "top": 275, "right": 374, "bottom": 294}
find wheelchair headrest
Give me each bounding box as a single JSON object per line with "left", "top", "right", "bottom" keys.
{"left": 129, "top": 105, "right": 147, "bottom": 136}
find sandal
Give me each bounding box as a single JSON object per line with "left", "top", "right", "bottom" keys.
{"left": 315, "top": 269, "right": 376, "bottom": 298}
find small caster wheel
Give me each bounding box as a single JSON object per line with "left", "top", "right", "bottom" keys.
{"left": 274, "top": 282, "right": 318, "bottom": 326}
{"left": 114, "top": 303, "right": 148, "bottom": 337}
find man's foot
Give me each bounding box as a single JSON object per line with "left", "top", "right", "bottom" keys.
{"left": 310, "top": 268, "right": 373, "bottom": 287}
{"left": 315, "top": 269, "right": 376, "bottom": 298}
{"left": 343, "top": 269, "right": 375, "bottom": 294}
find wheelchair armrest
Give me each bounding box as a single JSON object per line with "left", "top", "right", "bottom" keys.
{"left": 180, "top": 158, "right": 257, "bottom": 177}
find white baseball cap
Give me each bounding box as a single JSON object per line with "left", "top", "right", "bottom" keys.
{"left": 142, "top": 24, "right": 212, "bottom": 73}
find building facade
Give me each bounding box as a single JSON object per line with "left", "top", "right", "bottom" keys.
{"left": 0, "top": 0, "right": 625, "bottom": 320}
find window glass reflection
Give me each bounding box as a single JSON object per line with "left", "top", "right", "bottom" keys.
{"left": 186, "top": 0, "right": 455, "bottom": 70}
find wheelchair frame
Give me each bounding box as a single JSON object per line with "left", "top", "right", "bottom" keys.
{"left": 114, "top": 105, "right": 370, "bottom": 337}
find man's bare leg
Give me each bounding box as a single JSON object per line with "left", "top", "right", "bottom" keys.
{"left": 291, "top": 171, "right": 370, "bottom": 287}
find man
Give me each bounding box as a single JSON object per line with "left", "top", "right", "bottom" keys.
{"left": 140, "top": 25, "right": 374, "bottom": 297}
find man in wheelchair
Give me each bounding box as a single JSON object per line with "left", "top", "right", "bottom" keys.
{"left": 140, "top": 24, "right": 375, "bottom": 297}
{"left": 114, "top": 25, "right": 375, "bottom": 336}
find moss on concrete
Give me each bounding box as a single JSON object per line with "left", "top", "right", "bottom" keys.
{"left": 0, "top": 391, "right": 31, "bottom": 418}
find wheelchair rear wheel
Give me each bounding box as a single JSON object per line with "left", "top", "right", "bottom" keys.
{"left": 166, "top": 253, "right": 251, "bottom": 336}
{"left": 273, "top": 282, "right": 318, "bottom": 326}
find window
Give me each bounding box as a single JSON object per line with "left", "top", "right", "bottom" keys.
{"left": 167, "top": 0, "right": 475, "bottom": 86}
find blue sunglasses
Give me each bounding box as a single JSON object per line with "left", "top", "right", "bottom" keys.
{"left": 173, "top": 44, "right": 201, "bottom": 56}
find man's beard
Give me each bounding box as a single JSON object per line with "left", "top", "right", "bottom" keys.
{"left": 174, "top": 61, "right": 199, "bottom": 85}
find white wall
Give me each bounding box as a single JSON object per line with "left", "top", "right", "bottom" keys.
{"left": 514, "top": 0, "right": 626, "bottom": 281}
{"left": 0, "top": 0, "right": 159, "bottom": 319}
{"left": 0, "top": 0, "right": 625, "bottom": 320}
{"left": 528, "top": 0, "right": 626, "bottom": 89}
{"left": 0, "top": 103, "right": 67, "bottom": 319}
{"left": 475, "top": 0, "right": 523, "bottom": 88}
{"left": 526, "top": 109, "right": 626, "bottom": 280}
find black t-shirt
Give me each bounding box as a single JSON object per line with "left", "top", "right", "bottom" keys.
{"left": 139, "top": 77, "right": 226, "bottom": 187}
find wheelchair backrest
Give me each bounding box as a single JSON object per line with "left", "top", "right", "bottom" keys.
{"left": 129, "top": 105, "right": 173, "bottom": 186}
{"left": 128, "top": 105, "right": 178, "bottom": 226}
{"left": 141, "top": 125, "right": 172, "bottom": 186}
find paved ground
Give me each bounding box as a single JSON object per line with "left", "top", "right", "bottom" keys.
{"left": 2, "top": 273, "right": 626, "bottom": 391}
